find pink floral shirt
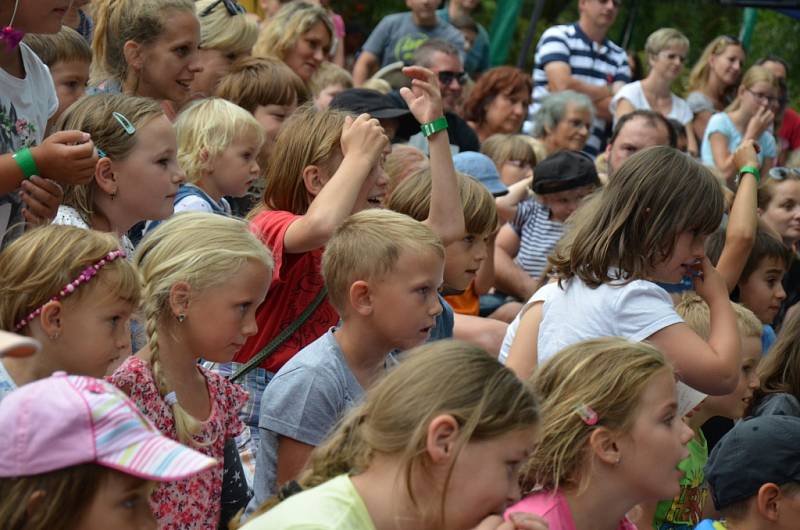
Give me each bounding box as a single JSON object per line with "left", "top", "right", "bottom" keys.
{"left": 110, "top": 356, "right": 248, "bottom": 530}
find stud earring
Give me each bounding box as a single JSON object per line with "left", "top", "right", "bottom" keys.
{"left": 176, "top": 314, "right": 186, "bottom": 323}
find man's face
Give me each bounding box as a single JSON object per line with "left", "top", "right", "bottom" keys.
{"left": 425, "top": 51, "right": 465, "bottom": 114}
{"left": 606, "top": 117, "right": 671, "bottom": 176}
{"left": 578, "top": 0, "right": 620, "bottom": 31}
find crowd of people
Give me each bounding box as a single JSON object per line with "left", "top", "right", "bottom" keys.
{"left": 1, "top": 0, "right": 800, "bottom": 529}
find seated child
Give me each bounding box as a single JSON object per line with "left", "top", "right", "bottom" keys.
{"left": 0, "top": 373, "right": 215, "bottom": 529}
{"left": 23, "top": 26, "right": 92, "bottom": 130}
{"left": 480, "top": 133, "right": 538, "bottom": 187}
{"left": 248, "top": 209, "right": 445, "bottom": 510}
{"left": 309, "top": 61, "right": 353, "bottom": 110}
{"left": 697, "top": 414, "right": 800, "bottom": 530}
{"left": 751, "top": 309, "right": 800, "bottom": 417}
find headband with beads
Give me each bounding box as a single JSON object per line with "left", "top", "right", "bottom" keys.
{"left": 14, "top": 249, "right": 127, "bottom": 331}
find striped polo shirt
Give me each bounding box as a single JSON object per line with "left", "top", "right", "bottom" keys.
{"left": 512, "top": 198, "right": 564, "bottom": 279}
{"left": 526, "top": 23, "right": 630, "bottom": 157}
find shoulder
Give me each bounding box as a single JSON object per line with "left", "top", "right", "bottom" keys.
{"left": 753, "top": 392, "right": 800, "bottom": 418}
{"left": 109, "top": 356, "right": 155, "bottom": 394}
{"left": 706, "top": 112, "right": 732, "bottom": 132}
{"left": 269, "top": 332, "right": 344, "bottom": 386}
{"left": 53, "top": 206, "right": 90, "bottom": 228}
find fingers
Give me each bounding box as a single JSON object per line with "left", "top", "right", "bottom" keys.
{"left": 20, "top": 177, "right": 62, "bottom": 223}
{"left": 45, "top": 129, "right": 92, "bottom": 145}
{"left": 508, "top": 512, "right": 550, "bottom": 530}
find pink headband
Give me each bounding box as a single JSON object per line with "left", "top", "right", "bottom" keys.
{"left": 14, "top": 249, "right": 127, "bottom": 331}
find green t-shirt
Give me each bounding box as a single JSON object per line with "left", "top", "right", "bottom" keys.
{"left": 241, "top": 474, "right": 376, "bottom": 530}
{"left": 652, "top": 430, "right": 709, "bottom": 529}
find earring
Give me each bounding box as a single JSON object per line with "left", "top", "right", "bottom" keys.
{"left": 110, "top": 189, "right": 117, "bottom": 201}
{"left": 176, "top": 314, "right": 186, "bottom": 323}
{"left": 615, "top": 455, "right": 622, "bottom": 466}
{"left": 49, "top": 332, "right": 60, "bottom": 341}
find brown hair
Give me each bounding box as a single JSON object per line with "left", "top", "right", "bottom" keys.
{"left": 251, "top": 1, "right": 333, "bottom": 64}
{"left": 463, "top": 66, "right": 532, "bottom": 125}
{"left": 23, "top": 26, "right": 91, "bottom": 67}
{"left": 752, "top": 309, "right": 800, "bottom": 408}
{"left": 384, "top": 144, "right": 429, "bottom": 194}
{"left": 215, "top": 56, "right": 308, "bottom": 112}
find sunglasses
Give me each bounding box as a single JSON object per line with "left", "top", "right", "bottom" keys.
{"left": 201, "top": 0, "right": 246, "bottom": 17}
{"left": 438, "top": 71, "right": 470, "bottom": 86}
{"left": 769, "top": 167, "right": 800, "bottom": 181}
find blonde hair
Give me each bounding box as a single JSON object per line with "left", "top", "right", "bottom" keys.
{"left": 524, "top": 337, "right": 670, "bottom": 492}
{"left": 176, "top": 97, "right": 265, "bottom": 183}
{"left": 134, "top": 213, "right": 273, "bottom": 445}
{"left": 215, "top": 56, "right": 308, "bottom": 112}
{"left": 195, "top": 0, "right": 257, "bottom": 55}
{"left": 0, "top": 225, "right": 140, "bottom": 332}
{"left": 257, "top": 103, "right": 349, "bottom": 215}
{"left": 481, "top": 133, "right": 538, "bottom": 170}
{"left": 90, "top": 0, "right": 196, "bottom": 86}
{"left": 550, "top": 146, "right": 724, "bottom": 287}
{"left": 385, "top": 144, "right": 429, "bottom": 194}
{"left": 252, "top": 1, "right": 333, "bottom": 64}
{"left": 309, "top": 61, "right": 353, "bottom": 97}
{"left": 644, "top": 28, "right": 689, "bottom": 59}
{"left": 687, "top": 35, "right": 744, "bottom": 94}
{"left": 726, "top": 65, "right": 778, "bottom": 113}
{"left": 53, "top": 93, "right": 164, "bottom": 224}
{"left": 261, "top": 340, "right": 538, "bottom": 523}
{"left": 322, "top": 210, "right": 444, "bottom": 314}
{"left": 387, "top": 170, "right": 499, "bottom": 236}
{"left": 23, "top": 26, "right": 91, "bottom": 67}
{"left": 360, "top": 77, "right": 392, "bottom": 94}
{"left": 675, "top": 292, "right": 762, "bottom": 340}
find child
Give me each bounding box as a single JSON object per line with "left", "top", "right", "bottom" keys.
{"left": 697, "top": 415, "right": 800, "bottom": 530}
{"left": 510, "top": 146, "right": 742, "bottom": 396}
{"left": 225, "top": 66, "right": 463, "bottom": 450}
{"left": 242, "top": 340, "right": 543, "bottom": 530}
{"left": 0, "top": 225, "right": 139, "bottom": 400}
{"left": 641, "top": 293, "right": 763, "bottom": 529}
{"left": 310, "top": 61, "right": 353, "bottom": 110}
{"left": 172, "top": 98, "right": 264, "bottom": 216}
{"left": 750, "top": 309, "right": 800, "bottom": 417}
{"left": 53, "top": 93, "right": 186, "bottom": 253}
{"left": 507, "top": 337, "right": 694, "bottom": 529}
{"left": 23, "top": 26, "right": 92, "bottom": 129}
{"left": 247, "top": 209, "right": 445, "bottom": 509}
{"left": 0, "top": 373, "right": 217, "bottom": 529}
{"left": 481, "top": 133, "right": 538, "bottom": 187}
{"left": 110, "top": 213, "right": 274, "bottom": 530}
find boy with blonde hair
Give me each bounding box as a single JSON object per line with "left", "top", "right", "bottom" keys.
{"left": 309, "top": 62, "right": 353, "bottom": 110}
{"left": 248, "top": 209, "right": 445, "bottom": 512}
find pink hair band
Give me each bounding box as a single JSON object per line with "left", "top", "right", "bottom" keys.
{"left": 14, "top": 249, "right": 127, "bottom": 331}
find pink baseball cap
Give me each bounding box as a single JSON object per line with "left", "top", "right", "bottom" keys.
{"left": 0, "top": 373, "right": 217, "bottom": 480}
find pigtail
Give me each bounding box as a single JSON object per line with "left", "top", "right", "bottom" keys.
{"left": 89, "top": 0, "right": 125, "bottom": 85}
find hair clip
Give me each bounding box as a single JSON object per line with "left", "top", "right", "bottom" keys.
{"left": 112, "top": 112, "right": 136, "bottom": 135}
{"left": 96, "top": 147, "right": 107, "bottom": 158}
{"left": 575, "top": 404, "right": 599, "bottom": 426}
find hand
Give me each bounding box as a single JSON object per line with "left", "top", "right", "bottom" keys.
{"left": 732, "top": 139, "right": 760, "bottom": 170}
{"left": 340, "top": 113, "right": 389, "bottom": 167}
{"left": 473, "top": 513, "right": 549, "bottom": 530}
{"left": 31, "top": 130, "right": 99, "bottom": 186}
{"left": 744, "top": 106, "right": 774, "bottom": 141}
{"left": 691, "top": 256, "right": 729, "bottom": 305}
{"left": 20, "top": 176, "right": 63, "bottom": 227}
{"left": 399, "top": 66, "right": 445, "bottom": 125}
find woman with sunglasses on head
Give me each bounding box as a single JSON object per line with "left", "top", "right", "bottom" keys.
{"left": 463, "top": 66, "right": 532, "bottom": 143}
{"left": 189, "top": 0, "right": 258, "bottom": 99}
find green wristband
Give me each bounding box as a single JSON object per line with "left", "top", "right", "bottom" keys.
{"left": 738, "top": 165, "right": 760, "bottom": 184}
{"left": 420, "top": 116, "right": 448, "bottom": 138}
{"left": 12, "top": 147, "right": 39, "bottom": 179}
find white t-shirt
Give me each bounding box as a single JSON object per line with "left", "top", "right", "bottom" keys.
{"left": 537, "top": 273, "right": 683, "bottom": 363}
{"left": 610, "top": 81, "right": 693, "bottom": 126}
{"left": 54, "top": 205, "right": 135, "bottom": 256}
{"left": 499, "top": 282, "right": 559, "bottom": 365}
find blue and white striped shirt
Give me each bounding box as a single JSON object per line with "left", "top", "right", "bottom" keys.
{"left": 512, "top": 198, "right": 564, "bottom": 279}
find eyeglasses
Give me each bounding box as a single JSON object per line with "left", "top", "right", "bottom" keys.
{"left": 437, "top": 71, "right": 470, "bottom": 86}
{"left": 747, "top": 89, "right": 779, "bottom": 105}
{"left": 200, "top": 0, "right": 245, "bottom": 17}
{"left": 769, "top": 167, "right": 800, "bottom": 181}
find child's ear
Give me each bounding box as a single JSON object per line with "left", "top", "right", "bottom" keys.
{"left": 38, "top": 301, "right": 64, "bottom": 341}
{"left": 122, "top": 40, "right": 144, "bottom": 72}
{"left": 426, "top": 414, "right": 460, "bottom": 464}
{"left": 167, "top": 282, "right": 192, "bottom": 319}
{"left": 302, "top": 164, "right": 326, "bottom": 197}
{"left": 95, "top": 157, "right": 116, "bottom": 195}
{"left": 756, "top": 482, "right": 782, "bottom": 521}
{"left": 349, "top": 280, "right": 373, "bottom": 316}
{"left": 588, "top": 427, "right": 622, "bottom": 466}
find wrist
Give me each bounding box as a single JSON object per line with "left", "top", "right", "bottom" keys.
{"left": 12, "top": 147, "right": 39, "bottom": 180}
{"left": 737, "top": 165, "right": 760, "bottom": 184}
{"left": 421, "top": 116, "right": 448, "bottom": 138}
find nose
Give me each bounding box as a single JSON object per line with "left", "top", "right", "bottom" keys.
{"left": 242, "top": 311, "right": 259, "bottom": 337}
{"left": 251, "top": 159, "right": 261, "bottom": 175}
{"left": 188, "top": 51, "right": 203, "bottom": 74}
{"left": 429, "top": 294, "right": 443, "bottom": 317}
{"left": 475, "top": 239, "right": 488, "bottom": 262}
{"left": 749, "top": 372, "right": 761, "bottom": 391}
{"left": 507, "top": 475, "right": 522, "bottom": 505}
{"left": 313, "top": 47, "right": 325, "bottom": 63}
{"left": 678, "top": 417, "right": 693, "bottom": 445}
{"left": 776, "top": 282, "right": 787, "bottom": 301}
{"left": 173, "top": 165, "right": 187, "bottom": 185}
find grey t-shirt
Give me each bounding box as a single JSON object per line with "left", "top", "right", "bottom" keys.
{"left": 247, "top": 328, "right": 372, "bottom": 513}
{"left": 362, "top": 12, "right": 464, "bottom": 67}
{"left": 686, "top": 91, "right": 716, "bottom": 115}
{"left": 751, "top": 392, "right": 800, "bottom": 418}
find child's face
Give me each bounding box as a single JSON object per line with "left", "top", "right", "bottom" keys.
{"left": 181, "top": 259, "right": 271, "bottom": 363}
{"left": 444, "top": 233, "right": 489, "bottom": 291}
{"left": 441, "top": 426, "right": 537, "bottom": 529}
{"left": 650, "top": 230, "right": 706, "bottom": 283}
{"left": 616, "top": 369, "right": 693, "bottom": 501}
{"left": 741, "top": 80, "right": 778, "bottom": 116}
{"left": 701, "top": 335, "right": 761, "bottom": 419}
{"left": 367, "top": 249, "right": 444, "bottom": 351}
{"left": 284, "top": 21, "right": 330, "bottom": 83}
{"left": 12, "top": 0, "right": 69, "bottom": 34}
{"left": 499, "top": 159, "right": 533, "bottom": 186}
{"left": 315, "top": 83, "right": 346, "bottom": 111}
{"left": 761, "top": 180, "right": 800, "bottom": 245}
{"left": 49, "top": 59, "right": 89, "bottom": 125}
{"left": 110, "top": 115, "right": 185, "bottom": 224}
{"left": 253, "top": 99, "right": 297, "bottom": 156}
{"left": 538, "top": 184, "right": 594, "bottom": 223}
{"left": 352, "top": 146, "right": 391, "bottom": 213}
{"left": 190, "top": 48, "right": 247, "bottom": 100}
{"left": 77, "top": 470, "right": 155, "bottom": 530}
{"left": 206, "top": 134, "right": 262, "bottom": 200}
{"left": 739, "top": 256, "right": 787, "bottom": 324}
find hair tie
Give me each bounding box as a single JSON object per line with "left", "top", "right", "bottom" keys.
{"left": 14, "top": 249, "right": 127, "bottom": 331}
{"left": 575, "top": 404, "right": 599, "bottom": 426}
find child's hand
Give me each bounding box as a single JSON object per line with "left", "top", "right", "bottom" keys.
{"left": 31, "top": 130, "right": 98, "bottom": 186}
{"left": 744, "top": 106, "right": 774, "bottom": 141}
{"left": 691, "top": 256, "right": 729, "bottom": 304}
{"left": 340, "top": 113, "right": 389, "bottom": 167}
{"left": 20, "top": 176, "right": 63, "bottom": 227}
{"left": 732, "top": 139, "right": 760, "bottom": 170}
{"left": 474, "top": 513, "right": 549, "bottom": 530}
{"left": 399, "top": 66, "right": 445, "bottom": 125}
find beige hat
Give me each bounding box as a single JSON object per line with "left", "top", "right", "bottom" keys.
{"left": 0, "top": 331, "right": 40, "bottom": 358}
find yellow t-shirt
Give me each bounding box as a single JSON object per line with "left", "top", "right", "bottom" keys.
{"left": 241, "top": 475, "right": 376, "bottom": 530}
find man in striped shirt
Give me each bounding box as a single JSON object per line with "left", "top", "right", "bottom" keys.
{"left": 526, "top": 0, "right": 630, "bottom": 157}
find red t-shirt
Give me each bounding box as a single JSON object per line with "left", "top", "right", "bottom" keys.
{"left": 233, "top": 210, "right": 338, "bottom": 372}
{"left": 779, "top": 107, "right": 800, "bottom": 151}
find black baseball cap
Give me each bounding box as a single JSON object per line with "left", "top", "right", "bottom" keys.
{"left": 705, "top": 415, "right": 800, "bottom": 510}
{"left": 329, "top": 88, "right": 411, "bottom": 120}
{"left": 532, "top": 150, "right": 600, "bottom": 195}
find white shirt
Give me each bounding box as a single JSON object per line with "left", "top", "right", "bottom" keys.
{"left": 499, "top": 282, "right": 559, "bottom": 365}
{"left": 610, "top": 81, "right": 693, "bottom": 126}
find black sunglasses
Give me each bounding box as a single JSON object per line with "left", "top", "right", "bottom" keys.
{"left": 438, "top": 71, "right": 470, "bottom": 86}
{"left": 201, "top": 0, "right": 246, "bottom": 17}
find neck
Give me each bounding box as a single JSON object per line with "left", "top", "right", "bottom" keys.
{"left": 334, "top": 320, "right": 392, "bottom": 389}
{"left": 195, "top": 177, "right": 222, "bottom": 204}
{"left": 91, "top": 198, "right": 135, "bottom": 239}
{"left": 642, "top": 74, "right": 673, "bottom": 97}
{"left": 578, "top": 18, "right": 607, "bottom": 44}
{"left": 412, "top": 12, "right": 437, "bottom": 28}
{"left": 448, "top": 1, "right": 464, "bottom": 18}
{"left": 705, "top": 75, "right": 728, "bottom": 107}
{"left": 728, "top": 106, "right": 752, "bottom": 128}
{"left": 0, "top": 45, "right": 24, "bottom": 78}
{"left": 565, "top": 483, "right": 636, "bottom": 530}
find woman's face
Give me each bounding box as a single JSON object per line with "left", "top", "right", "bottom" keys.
{"left": 189, "top": 47, "right": 248, "bottom": 99}
{"left": 483, "top": 88, "right": 529, "bottom": 136}
{"left": 761, "top": 180, "right": 800, "bottom": 245}
{"left": 283, "top": 21, "right": 331, "bottom": 83}
{"left": 648, "top": 44, "right": 687, "bottom": 83}
{"left": 709, "top": 44, "right": 745, "bottom": 88}
{"left": 547, "top": 103, "right": 592, "bottom": 152}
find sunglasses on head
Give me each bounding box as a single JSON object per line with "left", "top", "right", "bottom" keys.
{"left": 438, "top": 71, "right": 470, "bottom": 86}
{"left": 201, "top": 0, "right": 246, "bottom": 17}
{"left": 769, "top": 167, "right": 800, "bottom": 181}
